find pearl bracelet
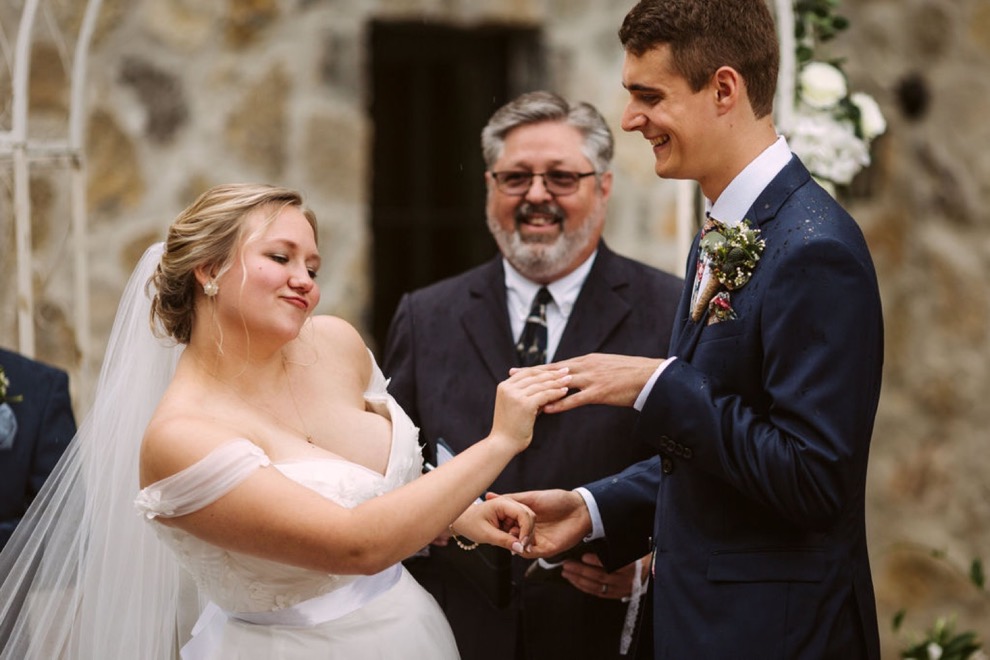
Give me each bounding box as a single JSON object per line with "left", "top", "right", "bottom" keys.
{"left": 449, "top": 525, "right": 479, "bottom": 551}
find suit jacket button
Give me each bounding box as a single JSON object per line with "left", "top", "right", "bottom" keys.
{"left": 661, "top": 457, "right": 674, "bottom": 474}
{"left": 683, "top": 447, "right": 693, "bottom": 459}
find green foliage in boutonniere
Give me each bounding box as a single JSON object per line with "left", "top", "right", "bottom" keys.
{"left": 691, "top": 218, "right": 767, "bottom": 325}
{"left": 0, "top": 365, "right": 24, "bottom": 405}
{"left": 699, "top": 219, "right": 766, "bottom": 291}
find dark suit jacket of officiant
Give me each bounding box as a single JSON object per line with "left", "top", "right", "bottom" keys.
{"left": 586, "top": 157, "right": 883, "bottom": 659}
{"left": 383, "top": 242, "right": 681, "bottom": 660}
{"left": 0, "top": 348, "right": 76, "bottom": 549}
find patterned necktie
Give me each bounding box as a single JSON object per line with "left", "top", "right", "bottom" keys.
{"left": 516, "top": 287, "right": 553, "bottom": 367}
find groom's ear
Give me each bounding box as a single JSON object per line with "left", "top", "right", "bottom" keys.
{"left": 711, "top": 65, "right": 742, "bottom": 115}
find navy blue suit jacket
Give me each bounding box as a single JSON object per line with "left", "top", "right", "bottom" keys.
{"left": 383, "top": 242, "right": 682, "bottom": 660}
{"left": 0, "top": 349, "right": 76, "bottom": 549}
{"left": 587, "top": 158, "right": 883, "bottom": 659}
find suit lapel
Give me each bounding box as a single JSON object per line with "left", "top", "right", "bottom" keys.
{"left": 460, "top": 259, "right": 518, "bottom": 382}
{"left": 748, "top": 155, "right": 811, "bottom": 228}
{"left": 554, "top": 245, "right": 632, "bottom": 360}
{"left": 671, "top": 156, "right": 811, "bottom": 361}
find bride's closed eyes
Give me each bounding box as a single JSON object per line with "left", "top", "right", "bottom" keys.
{"left": 267, "top": 253, "right": 320, "bottom": 279}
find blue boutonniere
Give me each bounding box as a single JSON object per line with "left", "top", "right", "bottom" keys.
{"left": 0, "top": 365, "right": 21, "bottom": 450}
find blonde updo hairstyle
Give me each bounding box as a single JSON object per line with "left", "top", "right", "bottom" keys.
{"left": 150, "top": 183, "right": 318, "bottom": 344}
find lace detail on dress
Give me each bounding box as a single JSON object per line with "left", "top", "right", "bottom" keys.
{"left": 134, "top": 439, "right": 270, "bottom": 519}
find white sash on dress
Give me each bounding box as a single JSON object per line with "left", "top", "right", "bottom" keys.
{"left": 180, "top": 564, "right": 403, "bottom": 659}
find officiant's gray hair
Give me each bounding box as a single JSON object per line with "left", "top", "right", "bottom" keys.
{"left": 481, "top": 91, "right": 614, "bottom": 176}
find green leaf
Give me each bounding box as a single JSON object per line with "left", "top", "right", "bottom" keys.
{"left": 700, "top": 232, "right": 726, "bottom": 252}
{"left": 970, "top": 558, "right": 985, "bottom": 589}
{"left": 892, "top": 608, "right": 906, "bottom": 632}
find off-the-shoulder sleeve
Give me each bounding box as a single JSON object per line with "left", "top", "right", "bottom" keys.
{"left": 134, "top": 438, "right": 271, "bottom": 519}
{"left": 364, "top": 347, "right": 390, "bottom": 398}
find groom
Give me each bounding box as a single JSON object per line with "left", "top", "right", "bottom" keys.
{"left": 510, "top": 0, "right": 884, "bottom": 657}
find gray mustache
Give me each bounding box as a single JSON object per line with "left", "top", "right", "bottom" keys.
{"left": 515, "top": 203, "right": 565, "bottom": 224}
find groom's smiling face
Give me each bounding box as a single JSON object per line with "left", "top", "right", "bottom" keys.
{"left": 485, "top": 120, "right": 612, "bottom": 284}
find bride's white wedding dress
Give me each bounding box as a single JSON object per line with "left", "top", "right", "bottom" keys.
{"left": 134, "top": 361, "right": 459, "bottom": 659}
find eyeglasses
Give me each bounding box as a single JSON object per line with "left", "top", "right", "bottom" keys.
{"left": 489, "top": 170, "right": 597, "bottom": 196}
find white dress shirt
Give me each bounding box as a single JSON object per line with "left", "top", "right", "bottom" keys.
{"left": 503, "top": 251, "right": 597, "bottom": 364}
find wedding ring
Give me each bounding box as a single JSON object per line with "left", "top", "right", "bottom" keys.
{"left": 600, "top": 584, "right": 608, "bottom": 595}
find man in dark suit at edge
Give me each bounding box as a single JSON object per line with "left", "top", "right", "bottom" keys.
{"left": 0, "top": 348, "right": 76, "bottom": 550}
{"left": 507, "top": 1, "right": 884, "bottom": 658}
{"left": 383, "top": 90, "right": 682, "bottom": 659}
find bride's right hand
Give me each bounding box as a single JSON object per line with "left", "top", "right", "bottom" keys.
{"left": 490, "top": 367, "right": 570, "bottom": 454}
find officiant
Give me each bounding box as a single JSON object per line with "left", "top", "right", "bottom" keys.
{"left": 383, "top": 90, "right": 682, "bottom": 660}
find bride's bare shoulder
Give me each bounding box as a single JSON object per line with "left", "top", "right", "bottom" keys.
{"left": 307, "top": 315, "right": 365, "bottom": 348}
{"left": 302, "top": 315, "right": 372, "bottom": 377}
{"left": 139, "top": 387, "right": 252, "bottom": 487}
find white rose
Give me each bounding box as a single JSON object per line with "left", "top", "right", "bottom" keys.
{"left": 799, "top": 62, "right": 847, "bottom": 109}
{"left": 926, "top": 642, "right": 943, "bottom": 660}
{"left": 850, "top": 92, "right": 887, "bottom": 141}
{"left": 787, "top": 108, "right": 870, "bottom": 185}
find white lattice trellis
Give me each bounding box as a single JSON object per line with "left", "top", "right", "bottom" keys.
{"left": 0, "top": 0, "right": 103, "bottom": 405}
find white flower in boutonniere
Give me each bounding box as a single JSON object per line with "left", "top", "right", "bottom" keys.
{"left": 0, "top": 365, "right": 22, "bottom": 450}
{"left": 690, "top": 219, "right": 766, "bottom": 325}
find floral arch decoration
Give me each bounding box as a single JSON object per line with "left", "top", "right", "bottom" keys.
{"left": 773, "top": 0, "right": 887, "bottom": 194}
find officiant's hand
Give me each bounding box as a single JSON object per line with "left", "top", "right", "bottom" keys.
{"left": 450, "top": 496, "right": 536, "bottom": 554}
{"left": 492, "top": 488, "right": 591, "bottom": 557}
{"left": 539, "top": 353, "right": 663, "bottom": 414}
{"left": 562, "top": 553, "right": 650, "bottom": 600}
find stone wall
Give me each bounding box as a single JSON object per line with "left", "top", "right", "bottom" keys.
{"left": 1, "top": 0, "right": 987, "bottom": 653}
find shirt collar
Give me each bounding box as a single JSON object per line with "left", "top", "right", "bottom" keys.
{"left": 503, "top": 249, "right": 598, "bottom": 320}
{"left": 707, "top": 135, "right": 792, "bottom": 226}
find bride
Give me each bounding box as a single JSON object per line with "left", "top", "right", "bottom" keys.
{"left": 0, "top": 183, "right": 570, "bottom": 659}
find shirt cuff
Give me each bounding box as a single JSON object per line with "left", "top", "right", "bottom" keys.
{"left": 575, "top": 487, "right": 605, "bottom": 541}
{"left": 633, "top": 357, "right": 677, "bottom": 411}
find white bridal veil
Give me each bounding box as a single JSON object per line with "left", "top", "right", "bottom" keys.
{"left": 0, "top": 242, "right": 195, "bottom": 659}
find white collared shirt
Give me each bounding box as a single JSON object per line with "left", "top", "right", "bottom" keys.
{"left": 706, "top": 135, "right": 793, "bottom": 226}
{"left": 503, "top": 250, "right": 598, "bottom": 363}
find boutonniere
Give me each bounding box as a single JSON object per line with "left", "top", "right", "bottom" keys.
{"left": 0, "top": 365, "right": 21, "bottom": 450}
{"left": 690, "top": 218, "right": 766, "bottom": 324}
{"left": 0, "top": 365, "right": 23, "bottom": 405}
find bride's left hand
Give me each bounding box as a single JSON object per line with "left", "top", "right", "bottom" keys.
{"left": 449, "top": 496, "right": 534, "bottom": 554}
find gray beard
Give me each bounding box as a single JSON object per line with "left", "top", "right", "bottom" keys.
{"left": 487, "top": 211, "right": 599, "bottom": 281}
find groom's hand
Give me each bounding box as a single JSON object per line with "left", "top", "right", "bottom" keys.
{"left": 493, "top": 489, "right": 592, "bottom": 558}
{"left": 540, "top": 353, "right": 664, "bottom": 413}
